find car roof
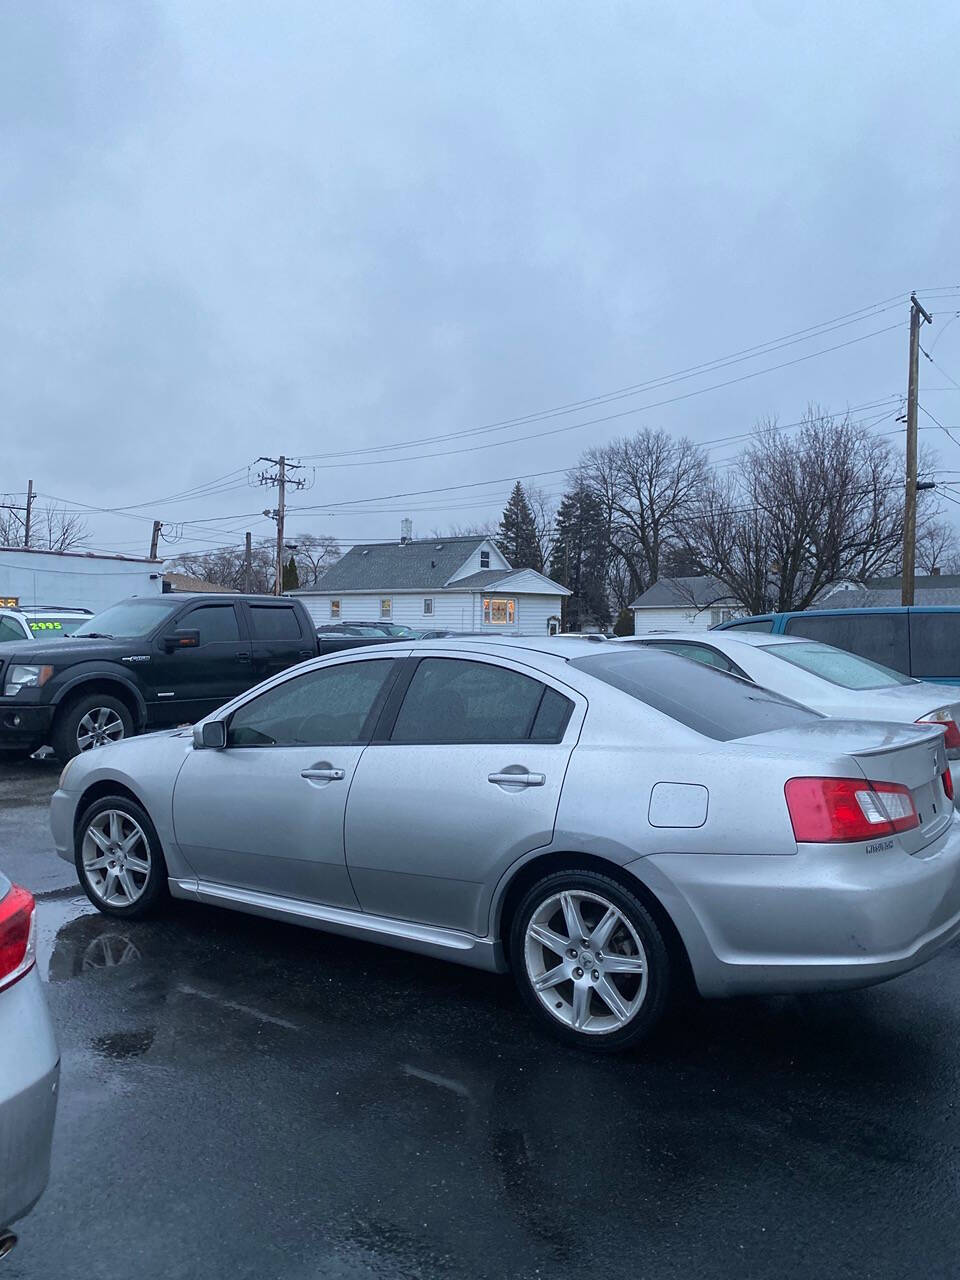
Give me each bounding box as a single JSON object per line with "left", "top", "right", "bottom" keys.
{"left": 341, "top": 635, "right": 620, "bottom": 668}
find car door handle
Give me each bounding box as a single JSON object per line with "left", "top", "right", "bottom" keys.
{"left": 301, "top": 767, "right": 345, "bottom": 781}
{"left": 488, "top": 771, "right": 546, "bottom": 788}
{"left": 237, "top": 652, "right": 251, "bottom": 661}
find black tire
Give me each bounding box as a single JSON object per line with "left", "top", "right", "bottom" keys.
{"left": 52, "top": 691, "right": 134, "bottom": 762}
{"left": 509, "top": 868, "right": 672, "bottom": 1052}
{"left": 74, "top": 793, "right": 169, "bottom": 919}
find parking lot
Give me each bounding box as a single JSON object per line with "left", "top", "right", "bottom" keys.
{"left": 4, "top": 758, "right": 960, "bottom": 1280}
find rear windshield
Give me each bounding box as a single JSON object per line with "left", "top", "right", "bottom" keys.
{"left": 28, "top": 616, "right": 85, "bottom": 636}
{"left": 760, "top": 641, "right": 915, "bottom": 690}
{"left": 570, "top": 649, "right": 821, "bottom": 741}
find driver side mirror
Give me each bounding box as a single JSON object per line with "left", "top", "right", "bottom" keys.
{"left": 164, "top": 628, "right": 200, "bottom": 653}
{"left": 193, "top": 720, "right": 227, "bottom": 750}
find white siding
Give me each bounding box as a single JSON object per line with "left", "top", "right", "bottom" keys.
{"left": 634, "top": 604, "right": 742, "bottom": 634}
{"left": 0, "top": 549, "right": 161, "bottom": 613}
{"left": 446, "top": 539, "right": 511, "bottom": 582}
{"left": 298, "top": 590, "right": 563, "bottom": 635}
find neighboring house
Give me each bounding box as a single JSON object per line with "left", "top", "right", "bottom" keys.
{"left": 0, "top": 546, "right": 163, "bottom": 613}
{"left": 291, "top": 533, "right": 569, "bottom": 634}
{"left": 813, "top": 573, "right": 960, "bottom": 609}
{"left": 629, "top": 575, "right": 741, "bottom": 634}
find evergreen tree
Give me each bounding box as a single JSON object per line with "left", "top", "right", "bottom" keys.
{"left": 549, "top": 483, "right": 611, "bottom": 630}
{"left": 497, "top": 482, "right": 541, "bottom": 569}
{"left": 281, "top": 554, "right": 300, "bottom": 591}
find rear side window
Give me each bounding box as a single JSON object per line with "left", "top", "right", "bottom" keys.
{"left": 390, "top": 657, "right": 560, "bottom": 744}
{"left": 184, "top": 605, "right": 240, "bottom": 644}
{"left": 250, "top": 605, "right": 303, "bottom": 642}
{"left": 908, "top": 614, "right": 959, "bottom": 680}
{"left": 644, "top": 641, "right": 739, "bottom": 674}
{"left": 783, "top": 612, "right": 909, "bottom": 672}
{"left": 571, "top": 650, "right": 820, "bottom": 742}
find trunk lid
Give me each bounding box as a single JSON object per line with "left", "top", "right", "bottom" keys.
{"left": 739, "top": 719, "right": 953, "bottom": 853}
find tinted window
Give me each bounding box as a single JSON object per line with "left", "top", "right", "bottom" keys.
{"left": 783, "top": 612, "right": 909, "bottom": 672}
{"left": 73, "top": 600, "right": 179, "bottom": 638}
{"left": 570, "top": 649, "right": 820, "bottom": 742}
{"left": 228, "top": 659, "right": 395, "bottom": 746}
{"left": 909, "top": 613, "right": 960, "bottom": 680}
{"left": 250, "top": 605, "right": 302, "bottom": 642}
{"left": 184, "top": 605, "right": 240, "bottom": 644}
{"left": 531, "top": 687, "right": 574, "bottom": 741}
{"left": 391, "top": 658, "right": 546, "bottom": 744}
{"left": 762, "top": 641, "right": 914, "bottom": 689}
{"left": 644, "top": 641, "right": 737, "bottom": 673}
{"left": 720, "top": 619, "right": 774, "bottom": 633}
{"left": 0, "top": 616, "right": 26, "bottom": 643}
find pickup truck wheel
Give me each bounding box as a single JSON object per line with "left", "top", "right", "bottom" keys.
{"left": 52, "top": 693, "right": 134, "bottom": 762}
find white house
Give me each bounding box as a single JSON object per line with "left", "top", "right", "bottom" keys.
{"left": 292, "top": 534, "right": 569, "bottom": 634}
{"left": 0, "top": 546, "right": 163, "bottom": 613}
{"left": 629, "top": 575, "right": 741, "bottom": 634}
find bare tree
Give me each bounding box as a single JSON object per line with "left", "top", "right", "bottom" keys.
{"left": 581, "top": 429, "right": 710, "bottom": 600}
{"left": 525, "top": 484, "right": 558, "bottom": 573}
{"left": 165, "top": 539, "right": 275, "bottom": 592}
{"left": 0, "top": 501, "right": 88, "bottom": 551}
{"left": 428, "top": 522, "right": 496, "bottom": 538}
{"left": 914, "top": 516, "right": 960, "bottom": 575}
{"left": 687, "top": 407, "right": 919, "bottom": 613}
{"left": 288, "top": 533, "right": 340, "bottom": 586}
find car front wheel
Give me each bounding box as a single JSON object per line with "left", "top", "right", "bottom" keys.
{"left": 53, "top": 692, "right": 134, "bottom": 761}
{"left": 510, "top": 869, "right": 672, "bottom": 1052}
{"left": 74, "top": 794, "right": 168, "bottom": 918}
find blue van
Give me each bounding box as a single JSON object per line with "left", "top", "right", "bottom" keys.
{"left": 714, "top": 606, "right": 960, "bottom": 684}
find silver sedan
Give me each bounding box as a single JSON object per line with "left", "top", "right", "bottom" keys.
{"left": 51, "top": 638, "right": 960, "bottom": 1051}
{"left": 0, "top": 873, "right": 59, "bottom": 1255}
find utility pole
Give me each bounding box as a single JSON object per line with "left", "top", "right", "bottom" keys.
{"left": 149, "top": 520, "right": 163, "bottom": 560}
{"left": 23, "top": 480, "right": 34, "bottom": 549}
{"left": 901, "top": 292, "right": 934, "bottom": 605}
{"left": 244, "top": 531, "right": 253, "bottom": 594}
{"left": 256, "top": 456, "right": 307, "bottom": 595}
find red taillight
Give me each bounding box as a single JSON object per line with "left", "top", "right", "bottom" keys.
{"left": 0, "top": 885, "right": 36, "bottom": 992}
{"left": 943, "top": 768, "right": 955, "bottom": 802}
{"left": 916, "top": 711, "right": 960, "bottom": 751}
{"left": 785, "top": 776, "right": 919, "bottom": 843}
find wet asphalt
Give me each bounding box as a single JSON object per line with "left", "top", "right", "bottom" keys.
{"left": 3, "top": 761, "right": 960, "bottom": 1280}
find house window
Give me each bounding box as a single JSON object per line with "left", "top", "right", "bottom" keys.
{"left": 330, "top": 599, "right": 341, "bottom": 619}
{"left": 423, "top": 598, "right": 434, "bottom": 616}
{"left": 380, "top": 598, "right": 392, "bottom": 619}
{"left": 483, "top": 597, "right": 515, "bottom": 625}
{"left": 710, "top": 607, "right": 735, "bottom": 626}
{"left": 480, "top": 550, "right": 490, "bottom": 569}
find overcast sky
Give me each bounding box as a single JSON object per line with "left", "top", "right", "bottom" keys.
{"left": 2, "top": 0, "right": 959, "bottom": 559}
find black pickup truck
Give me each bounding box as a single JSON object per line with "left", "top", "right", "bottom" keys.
{"left": 0, "top": 593, "right": 332, "bottom": 762}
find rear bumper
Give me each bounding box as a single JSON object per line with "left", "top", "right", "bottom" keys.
{"left": 631, "top": 821, "right": 960, "bottom": 997}
{"left": 0, "top": 1063, "right": 60, "bottom": 1228}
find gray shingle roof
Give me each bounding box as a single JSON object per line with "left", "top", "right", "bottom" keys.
{"left": 448, "top": 569, "right": 516, "bottom": 590}
{"left": 629, "top": 575, "right": 737, "bottom": 610}
{"left": 295, "top": 537, "right": 489, "bottom": 593}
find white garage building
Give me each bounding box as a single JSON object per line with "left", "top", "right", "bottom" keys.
{"left": 0, "top": 546, "right": 163, "bottom": 614}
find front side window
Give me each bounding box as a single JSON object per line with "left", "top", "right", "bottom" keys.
{"left": 249, "top": 605, "right": 302, "bottom": 641}
{"left": 380, "top": 598, "right": 392, "bottom": 619}
{"left": 183, "top": 605, "right": 240, "bottom": 644}
{"left": 330, "top": 599, "right": 341, "bottom": 619}
{"left": 571, "top": 649, "right": 819, "bottom": 742}
{"left": 483, "top": 597, "right": 515, "bottom": 625}
{"left": 228, "top": 659, "right": 396, "bottom": 747}
{"left": 390, "top": 657, "right": 570, "bottom": 744}
{"left": 761, "top": 641, "right": 914, "bottom": 689}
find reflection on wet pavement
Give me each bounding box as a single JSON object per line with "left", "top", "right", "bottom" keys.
{"left": 9, "top": 889, "right": 960, "bottom": 1280}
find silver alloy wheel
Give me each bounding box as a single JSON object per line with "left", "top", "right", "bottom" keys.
{"left": 524, "top": 889, "right": 648, "bottom": 1035}
{"left": 76, "top": 706, "right": 126, "bottom": 752}
{"left": 81, "top": 810, "right": 152, "bottom": 907}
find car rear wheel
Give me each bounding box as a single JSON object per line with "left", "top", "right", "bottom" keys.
{"left": 52, "top": 692, "right": 134, "bottom": 761}
{"left": 74, "top": 795, "right": 168, "bottom": 918}
{"left": 509, "top": 869, "right": 672, "bottom": 1052}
